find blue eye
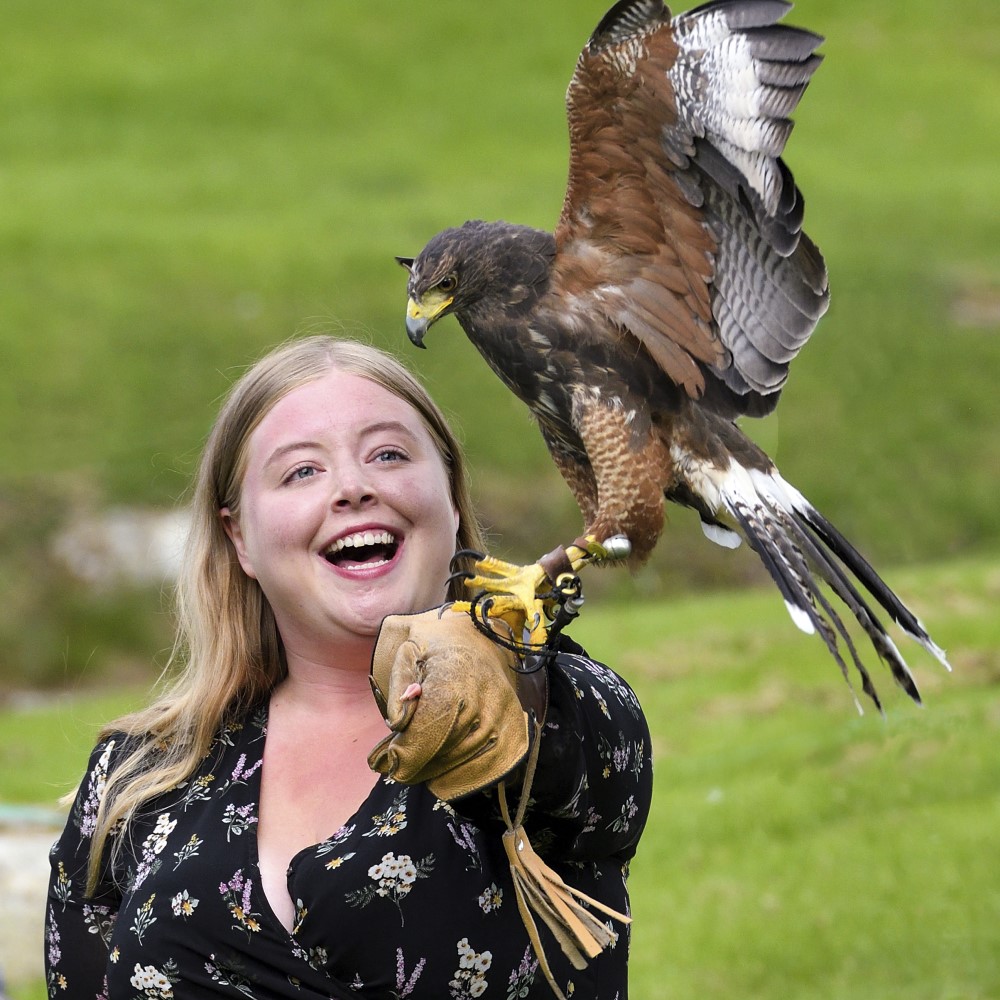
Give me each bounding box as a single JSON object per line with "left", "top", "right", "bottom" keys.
{"left": 285, "top": 465, "right": 318, "bottom": 483}
{"left": 374, "top": 448, "right": 407, "bottom": 463}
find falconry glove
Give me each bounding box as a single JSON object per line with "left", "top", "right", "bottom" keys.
{"left": 367, "top": 606, "right": 547, "bottom": 801}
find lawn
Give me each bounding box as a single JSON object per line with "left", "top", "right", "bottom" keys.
{"left": 3, "top": 0, "right": 998, "bottom": 690}
{"left": 2, "top": 0, "right": 998, "bottom": 553}
{"left": 5, "top": 555, "right": 998, "bottom": 998}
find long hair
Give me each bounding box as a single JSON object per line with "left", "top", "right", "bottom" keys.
{"left": 85, "top": 335, "right": 485, "bottom": 891}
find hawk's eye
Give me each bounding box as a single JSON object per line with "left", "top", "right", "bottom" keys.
{"left": 437, "top": 274, "right": 458, "bottom": 293}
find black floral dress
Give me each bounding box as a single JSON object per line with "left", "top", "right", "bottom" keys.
{"left": 45, "top": 639, "right": 653, "bottom": 999}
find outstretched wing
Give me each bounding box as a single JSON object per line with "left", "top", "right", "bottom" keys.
{"left": 553, "top": 0, "right": 829, "bottom": 417}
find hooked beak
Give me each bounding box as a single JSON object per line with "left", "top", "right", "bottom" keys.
{"left": 406, "top": 302, "right": 428, "bottom": 348}
{"left": 405, "top": 292, "right": 453, "bottom": 348}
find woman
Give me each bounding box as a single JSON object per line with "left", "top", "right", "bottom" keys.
{"left": 46, "top": 335, "right": 653, "bottom": 999}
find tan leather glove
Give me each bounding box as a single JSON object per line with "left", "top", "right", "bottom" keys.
{"left": 368, "top": 607, "right": 546, "bottom": 801}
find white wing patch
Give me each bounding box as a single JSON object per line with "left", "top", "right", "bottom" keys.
{"left": 667, "top": 4, "right": 820, "bottom": 217}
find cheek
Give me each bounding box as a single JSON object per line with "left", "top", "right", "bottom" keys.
{"left": 240, "top": 495, "right": 319, "bottom": 565}
{"left": 395, "top": 473, "right": 460, "bottom": 540}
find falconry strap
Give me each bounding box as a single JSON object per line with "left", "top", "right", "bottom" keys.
{"left": 498, "top": 727, "right": 630, "bottom": 1000}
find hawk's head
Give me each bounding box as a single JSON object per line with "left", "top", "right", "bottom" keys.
{"left": 396, "top": 226, "right": 468, "bottom": 348}
{"left": 397, "top": 220, "right": 555, "bottom": 347}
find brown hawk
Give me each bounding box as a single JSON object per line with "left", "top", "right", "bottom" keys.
{"left": 397, "top": 0, "right": 949, "bottom": 709}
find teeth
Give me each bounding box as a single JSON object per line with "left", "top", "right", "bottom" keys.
{"left": 326, "top": 530, "right": 396, "bottom": 555}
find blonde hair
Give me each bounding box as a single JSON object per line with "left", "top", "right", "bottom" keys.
{"left": 86, "top": 335, "right": 485, "bottom": 891}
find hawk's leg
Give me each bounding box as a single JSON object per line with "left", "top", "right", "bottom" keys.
{"left": 450, "top": 534, "right": 631, "bottom": 646}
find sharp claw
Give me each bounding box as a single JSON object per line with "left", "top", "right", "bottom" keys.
{"left": 451, "top": 548, "right": 486, "bottom": 570}
{"left": 453, "top": 543, "right": 596, "bottom": 652}
{"left": 446, "top": 568, "right": 475, "bottom": 591}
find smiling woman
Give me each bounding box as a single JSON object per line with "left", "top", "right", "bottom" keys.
{"left": 44, "top": 334, "right": 653, "bottom": 1000}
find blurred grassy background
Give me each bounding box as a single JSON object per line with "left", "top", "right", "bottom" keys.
{"left": 1, "top": 0, "right": 998, "bottom": 994}
{"left": 2, "top": 0, "right": 999, "bottom": 686}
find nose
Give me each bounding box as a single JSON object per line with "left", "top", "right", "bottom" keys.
{"left": 331, "top": 462, "right": 377, "bottom": 510}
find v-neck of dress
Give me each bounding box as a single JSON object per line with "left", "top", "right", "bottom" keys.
{"left": 247, "top": 699, "right": 393, "bottom": 936}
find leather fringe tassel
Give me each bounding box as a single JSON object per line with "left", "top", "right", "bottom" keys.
{"left": 498, "top": 722, "right": 631, "bottom": 1000}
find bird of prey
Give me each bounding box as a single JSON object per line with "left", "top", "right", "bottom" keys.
{"left": 397, "top": 0, "right": 949, "bottom": 709}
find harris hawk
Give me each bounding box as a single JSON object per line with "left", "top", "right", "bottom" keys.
{"left": 397, "top": 0, "right": 949, "bottom": 710}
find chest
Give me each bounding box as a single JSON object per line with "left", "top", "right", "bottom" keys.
{"left": 259, "top": 713, "right": 386, "bottom": 847}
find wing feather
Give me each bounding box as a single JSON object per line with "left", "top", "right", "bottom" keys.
{"left": 553, "top": 0, "right": 828, "bottom": 415}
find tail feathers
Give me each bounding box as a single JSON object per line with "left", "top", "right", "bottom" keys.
{"left": 711, "top": 464, "right": 946, "bottom": 710}
{"left": 796, "top": 502, "right": 952, "bottom": 671}
{"left": 726, "top": 492, "right": 892, "bottom": 713}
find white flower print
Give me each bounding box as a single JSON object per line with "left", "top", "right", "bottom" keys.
{"left": 76, "top": 739, "right": 115, "bottom": 837}
{"left": 345, "top": 851, "right": 434, "bottom": 925}
{"left": 131, "top": 812, "right": 177, "bottom": 891}
{"left": 129, "top": 959, "right": 179, "bottom": 999}
{"left": 152, "top": 813, "right": 178, "bottom": 851}
{"left": 450, "top": 937, "right": 492, "bottom": 999}
{"left": 170, "top": 890, "right": 199, "bottom": 918}
{"left": 478, "top": 883, "right": 503, "bottom": 913}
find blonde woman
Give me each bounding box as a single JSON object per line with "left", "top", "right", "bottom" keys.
{"left": 46, "top": 336, "right": 652, "bottom": 999}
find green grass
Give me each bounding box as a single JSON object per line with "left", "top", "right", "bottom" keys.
{"left": 0, "top": 686, "right": 147, "bottom": 806}
{"left": 2, "top": 0, "right": 998, "bottom": 689}
{"left": 5, "top": 556, "right": 999, "bottom": 997}
{"left": 572, "top": 556, "right": 1000, "bottom": 998}
{"left": 2, "top": 0, "right": 998, "bottom": 559}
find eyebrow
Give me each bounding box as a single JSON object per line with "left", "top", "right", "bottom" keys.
{"left": 261, "top": 421, "right": 421, "bottom": 470}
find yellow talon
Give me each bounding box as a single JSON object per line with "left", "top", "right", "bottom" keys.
{"left": 453, "top": 534, "right": 629, "bottom": 648}
{"left": 463, "top": 556, "right": 552, "bottom": 645}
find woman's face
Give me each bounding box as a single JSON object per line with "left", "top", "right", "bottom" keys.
{"left": 223, "top": 369, "right": 461, "bottom": 660}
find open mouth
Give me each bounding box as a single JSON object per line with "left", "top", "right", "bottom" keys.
{"left": 324, "top": 530, "right": 399, "bottom": 569}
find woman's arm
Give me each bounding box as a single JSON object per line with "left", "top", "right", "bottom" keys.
{"left": 454, "top": 633, "right": 654, "bottom": 862}
{"left": 521, "top": 635, "right": 654, "bottom": 862}
{"left": 44, "top": 738, "right": 123, "bottom": 997}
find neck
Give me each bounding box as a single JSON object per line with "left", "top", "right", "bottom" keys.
{"left": 277, "top": 640, "right": 377, "bottom": 710}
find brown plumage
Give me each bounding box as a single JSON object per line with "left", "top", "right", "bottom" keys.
{"left": 398, "top": 0, "right": 948, "bottom": 710}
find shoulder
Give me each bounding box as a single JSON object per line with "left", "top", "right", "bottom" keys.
{"left": 548, "top": 633, "right": 646, "bottom": 723}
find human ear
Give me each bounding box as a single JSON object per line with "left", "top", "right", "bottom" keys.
{"left": 220, "top": 507, "right": 258, "bottom": 579}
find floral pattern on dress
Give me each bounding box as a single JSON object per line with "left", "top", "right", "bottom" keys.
{"left": 345, "top": 851, "right": 435, "bottom": 925}
{"left": 129, "top": 959, "right": 179, "bottom": 999}
{"left": 449, "top": 937, "right": 492, "bottom": 998}
{"left": 45, "top": 641, "right": 652, "bottom": 998}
